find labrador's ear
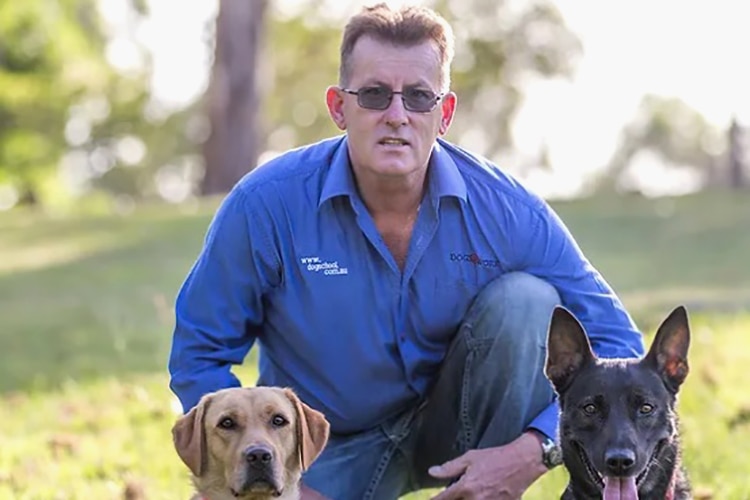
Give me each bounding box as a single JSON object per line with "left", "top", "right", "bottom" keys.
{"left": 172, "top": 395, "right": 212, "bottom": 477}
{"left": 284, "top": 388, "right": 330, "bottom": 471}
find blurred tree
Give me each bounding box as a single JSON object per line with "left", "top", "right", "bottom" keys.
{"left": 595, "top": 94, "right": 725, "bottom": 193}
{"left": 728, "top": 117, "right": 746, "bottom": 190}
{"left": 0, "top": 0, "right": 202, "bottom": 208}
{"left": 66, "top": 1, "right": 201, "bottom": 205}
{"left": 434, "top": 0, "right": 582, "bottom": 162}
{"left": 0, "top": 0, "right": 110, "bottom": 205}
{"left": 201, "top": 0, "right": 268, "bottom": 195}
{"left": 1, "top": 0, "right": 582, "bottom": 204}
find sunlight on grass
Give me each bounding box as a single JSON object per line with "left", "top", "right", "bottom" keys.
{"left": 0, "top": 234, "right": 122, "bottom": 275}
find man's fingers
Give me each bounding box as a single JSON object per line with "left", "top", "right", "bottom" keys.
{"left": 430, "top": 479, "right": 467, "bottom": 500}
{"left": 428, "top": 454, "right": 469, "bottom": 479}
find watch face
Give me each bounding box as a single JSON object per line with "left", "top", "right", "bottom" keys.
{"left": 548, "top": 444, "right": 563, "bottom": 467}
{"left": 543, "top": 439, "right": 563, "bottom": 468}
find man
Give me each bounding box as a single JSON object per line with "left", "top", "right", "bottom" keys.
{"left": 169, "top": 4, "right": 643, "bottom": 499}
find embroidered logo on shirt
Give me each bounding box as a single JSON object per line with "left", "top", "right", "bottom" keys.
{"left": 300, "top": 256, "right": 349, "bottom": 276}
{"left": 449, "top": 252, "right": 501, "bottom": 269}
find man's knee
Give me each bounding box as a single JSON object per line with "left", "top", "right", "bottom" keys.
{"left": 463, "top": 272, "right": 561, "bottom": 347}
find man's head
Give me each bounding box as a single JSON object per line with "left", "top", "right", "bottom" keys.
{"left": 338, "top": 3, "right": 455, "bottom": 93}
{"left": 326, "top": 4, "right": 457, "bottom": 184}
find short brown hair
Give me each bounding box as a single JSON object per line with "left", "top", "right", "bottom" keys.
{"left": 339, "top": 3, "right": 455, "bottom": 91}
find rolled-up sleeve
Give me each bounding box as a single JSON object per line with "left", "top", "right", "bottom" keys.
{"left": 511, "top": 199, "right": 645, "bottom": 439}
{"left": 168, "top": 186, "right": 280, "bottom": 412}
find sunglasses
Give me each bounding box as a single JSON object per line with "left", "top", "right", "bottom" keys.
{"left": 340, "top": 86, "right": 444, "bottom": 113}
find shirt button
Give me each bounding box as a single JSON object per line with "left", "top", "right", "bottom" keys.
{"left": 399, "top": 334, "right": 406, "bottom": 342}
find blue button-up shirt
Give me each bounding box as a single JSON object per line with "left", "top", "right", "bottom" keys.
{"left": 168, "top": 135, "right": 644, "bottom": 439}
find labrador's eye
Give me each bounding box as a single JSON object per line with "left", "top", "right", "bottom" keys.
{"left": 271, "top": 414, "right": 288, "bottom": 427}
{"left": 218, "top": 417, "right": 236, "bottom": 429}
{"left": 582, "top": 403, "right": 598, "bottom": 415}
{"left": 639, "top": 403, "right": 654, "bottom": 415}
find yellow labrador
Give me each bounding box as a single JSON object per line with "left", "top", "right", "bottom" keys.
{"left": 172, "top": 387, "right": 330, "bottom": 500}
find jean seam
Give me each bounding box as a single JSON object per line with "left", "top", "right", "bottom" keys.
{"left": 363, "top": 439, "right": 398, "bottom": 500}
{"left": 459, "top": 343, "right": 475, "bottom": 452}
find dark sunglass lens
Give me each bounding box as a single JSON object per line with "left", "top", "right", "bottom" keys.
{"left": 404, "top": 88, "right": 437, "bottom": 112}
{"left": 358, "top": 87, "right": 392, "bottom": 110}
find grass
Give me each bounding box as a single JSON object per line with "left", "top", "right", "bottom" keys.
{"left": 1, "top": 191, "right": 749, "bottom": 499}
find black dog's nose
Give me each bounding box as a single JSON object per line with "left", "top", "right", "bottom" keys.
{"left": 605, "top": 448, "right": 636, "bottom": 475}
{"left": 244, "top": 446, "right": 273, "bottom": 466}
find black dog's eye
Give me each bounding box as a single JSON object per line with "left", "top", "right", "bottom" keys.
{"left": 639, "top": 403, "right": 654, "bottom": 415}
{"left": 218, "top": 417, "right": 236, "bottom": 430}
{"left": 582, "top": 403, "right": 598, "bottom": 415}
{"left": 271, "top": 414, "right": 288, "bottom": 427}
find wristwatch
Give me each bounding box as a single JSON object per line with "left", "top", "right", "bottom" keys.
{"left": 540, "top": 436, "right": 563, "bottom": 469}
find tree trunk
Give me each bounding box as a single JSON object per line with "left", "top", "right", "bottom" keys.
{"left": 728, "top": 117, "right": 746, "bottom": 190}
{"left": 201, "top": 0, "right": 267, "bottom": 195}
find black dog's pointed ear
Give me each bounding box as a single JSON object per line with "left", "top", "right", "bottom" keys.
{"left": 545, "top": 306, "right": 596, "bottom": 393}
{"left": 644, "top": 305, "right": 691, "bottom": 393}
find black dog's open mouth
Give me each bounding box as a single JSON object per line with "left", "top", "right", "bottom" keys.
{"left": 573, "top": 441, "right": 605, "bottom": 487}
{"left": 572, "top": 438, "right": 667, "bottom": 489}
{"left": 634, "top": 438, "right": 666, "bottom": 485}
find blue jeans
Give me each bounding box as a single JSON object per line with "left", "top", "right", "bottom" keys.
{"left": 302, "top": 272, "right": 560, "bottom": 499}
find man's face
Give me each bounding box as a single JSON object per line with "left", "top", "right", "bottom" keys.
{"left": 326, "top": 36, "right": 456, "bottom": 183}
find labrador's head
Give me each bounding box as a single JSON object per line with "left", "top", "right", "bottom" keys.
{"left": 172, "top": 387, "right": 330, "bottom": 499}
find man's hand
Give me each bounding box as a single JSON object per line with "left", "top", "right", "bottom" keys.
{"left": 427, "top": 432, "right": 548, "bottom": 500}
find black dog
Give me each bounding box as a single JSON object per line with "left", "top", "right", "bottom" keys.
{"left": 545, "top": 306, "right": 692, "bottom": 500}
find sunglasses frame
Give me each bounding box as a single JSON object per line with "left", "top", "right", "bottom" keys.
{"left": 340, "top": 86, "right": 445, "bottom": 113}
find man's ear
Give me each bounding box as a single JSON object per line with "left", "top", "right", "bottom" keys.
{"left": 438, "top": 91, "right": 457, "bottom": 136}
{"left": 325, "top": 86, "right": 347, "bottom": 131}
{"left": 284, "top": 388, "right": 330, "bottom": 471}
{"left": 545, "top": 306, "right": 596, "bottom": 393}
{"left": 643, "top": 305, "right": 691, "bottom": 393}
{"left": 172, "top": 395, "right": 211, "bottom": 477}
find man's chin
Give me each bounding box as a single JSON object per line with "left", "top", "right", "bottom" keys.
{"left": 367, "top": 160, "right": 425, "bottom": 179}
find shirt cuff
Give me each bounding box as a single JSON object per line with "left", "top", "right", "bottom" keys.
{"left": 171, "top": 368, "right": 242, "bottom": 413}
{"left": 525, "top": 401, "right": 560, "bottom": 442}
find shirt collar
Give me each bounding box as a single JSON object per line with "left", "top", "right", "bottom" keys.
{"left": 318, "top": 136, "right": 357, "bottom": 208}
{"left": 429, "top": 138, "right": 467, "bottom": 202}
{"left": 318, "top": 136, "right": 467, "bottom": 209}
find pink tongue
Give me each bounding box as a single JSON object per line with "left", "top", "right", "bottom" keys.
{"left": 603, "top": 476, "right": 638, "bottom": 500}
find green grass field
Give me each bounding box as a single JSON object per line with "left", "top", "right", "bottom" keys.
{"left": 1, "top": 192, "right": 749, "bottom": 499}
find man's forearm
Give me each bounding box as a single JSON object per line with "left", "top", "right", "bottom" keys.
{"left": 518, "top": 431, "right": 550, "bottom": 477}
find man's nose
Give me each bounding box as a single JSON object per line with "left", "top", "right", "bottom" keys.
{"left": 383, "top": 93, "right": 408, "bottom": 126}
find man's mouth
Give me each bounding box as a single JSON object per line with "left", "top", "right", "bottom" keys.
{"left": 378, "top": 137, "right": 410, "bottom": 146}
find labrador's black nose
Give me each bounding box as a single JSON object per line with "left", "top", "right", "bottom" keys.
{"left": 244, "top": 445, "right": 273, "bottom": 467}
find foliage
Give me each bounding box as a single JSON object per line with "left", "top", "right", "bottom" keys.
{"left": 596, "top": 94, "right": 727, "bottom": 193}
{"left": 0, "top": 0, "right": 109, "bottom": 202}
{"left": 0, "top": 0, "right": 202, "bottom": 208}
{"left": 433, "top": 0, "right": 581, "bottom": 160}
{"left": 1, "top": 193, "right": 750, "bottom": 498}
